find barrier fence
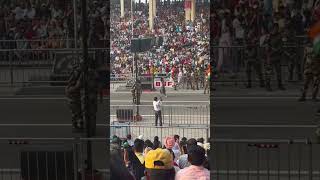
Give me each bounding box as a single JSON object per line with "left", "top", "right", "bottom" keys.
{"left": 111, "top": 124, "right": 210, "bottom": 143}
{"left": 0, "top": 44, "right": 308, "bottom": 88}
{"left": 211, "top": 139, "right": 320, "bottom": 180}
{"left": 0, "top": 138, "right": 109, "bottom": 180}
{"left": 211, "top": 44, "right": 306, "bottom": 85}
{"left": 111, "top": 104, "right": 210, "bottom": 126}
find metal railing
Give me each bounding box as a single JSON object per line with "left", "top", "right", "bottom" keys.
{"left": 0, "top": 137, "right": 109, "bottom": 180}
{"left": 111, "top": 104, "right": 210, "bottom": 126}
{"left": 111, "top": 124, "right": 210, "bottom": 143}
{"left": 0, "top": 39, "right": 77, "bottom": 50}
{"left": 211, "top": 139, "right": 320, "bottom": 180}
{"left": 0, "top": 48, "right": 108, "bottom": 86}
{"left": 211, "top": 43, "right": 307, "bottom": 85}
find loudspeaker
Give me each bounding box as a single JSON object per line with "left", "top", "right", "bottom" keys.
{"left": 131, "top": 38, "right": 153, "bottom": 52}
{"left": 116, "top": 109, "right": 133, "bottom": 122}
{"left": 20, "top": 146, "right": 74, "bottom": 180}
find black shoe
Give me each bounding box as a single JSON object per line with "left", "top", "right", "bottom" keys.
{"left": 246, "top": 84, "right": 252, "bottom": 88}
{"left": 259, "top": 81, "right": 265, "bottom": 88}
{"left": 298, "top": 96, "right": 306, "bottom": 102}
{"left": 278, "top": 85, "right": 286, "bottom": 91}
{"left": 266, "top": 86, "right": 272, "bottom": 91}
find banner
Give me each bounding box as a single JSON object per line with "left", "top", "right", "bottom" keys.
{"left": 184, "top": 1, "right": 191, "bottom": 9}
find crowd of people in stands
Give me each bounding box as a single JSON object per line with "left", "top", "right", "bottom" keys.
{"left": 0, "top": 0, "right": 108, "bottom": 49}
{"left": 110, "top": 2, "right": 210, "bottom": 88}
{"left": 110, "top": 134, "right": 210, "bottom": 180}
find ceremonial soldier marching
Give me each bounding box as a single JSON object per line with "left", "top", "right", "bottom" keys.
{"left": 299, "top": 44, "right": 320, "bottom": 101}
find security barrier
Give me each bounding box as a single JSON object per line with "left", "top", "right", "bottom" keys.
{"left": 211, "top": 139, "right": 320, "bottom": 180}
{"left": 111, "top": 104, "right": 210, "bottom": 126}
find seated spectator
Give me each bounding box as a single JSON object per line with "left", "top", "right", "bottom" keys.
{"left": 153, "top": 136, "right": 162, "bottom": 149}
{"left": 175, "top": 145, "right": 210, "bottom": 180}
{"left": 128, "top": 138, "right": 145, "bottom": 180}
{"left": 145, "top": 148, "right": 176, "bottom": 180}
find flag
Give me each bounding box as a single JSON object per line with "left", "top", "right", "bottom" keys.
{"left": 308, "top": 21, "right": 320, "bottom": 56}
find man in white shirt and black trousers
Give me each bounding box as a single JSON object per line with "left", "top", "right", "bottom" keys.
{"left": 153, "top": 97, "right": 162, "bottom": 126}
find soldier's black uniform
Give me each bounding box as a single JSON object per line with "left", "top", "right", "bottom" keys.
{"left": 265, "top": 24, "right": 285, "bottom": 91}
{"left": 245, "top": 37, "right": 264, "bottom": 88}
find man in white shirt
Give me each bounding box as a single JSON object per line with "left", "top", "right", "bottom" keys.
{"left": 153, "top": 97, "right": 162, "bottom": 126}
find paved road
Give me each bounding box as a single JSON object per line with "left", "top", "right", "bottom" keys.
{"left": 0, "top": 90, "right": 208, "bottom": 171}
{"left": 212, "top": 84, "right": 320, "bottom": 178}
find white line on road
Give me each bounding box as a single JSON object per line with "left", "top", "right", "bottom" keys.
{"left": 213, "top": 96, "right": 302, "bottom": 99}
{"left": 215, "top": 124, "right": 317, "bottom": 128}
{"left": 111, "top": 100, "right": 209, "bottom": 103}
{"left": 0, "top": 97, "right": 209, "bottom": 103}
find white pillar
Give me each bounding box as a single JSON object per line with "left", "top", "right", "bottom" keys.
{"left": 273, "top": 0, "right": 279, "bottom": 12}
{"left": 153, "top": 0, "right": 157, "bottom": 17}
{"left": 191, "top": 0, "right": 196, "bottom": 22}
{"left": 185, "top": 0, "right": 191, "bottom": 21}
{"left": 120, "top": 0, "right": 125, "bottom": 18}
{"left": 149, "top": 0, "right": 154, "bottom": 30}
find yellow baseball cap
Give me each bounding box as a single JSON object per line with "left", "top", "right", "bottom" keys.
{"left": 145, "top": 148, "right": 173, "bottom": 170}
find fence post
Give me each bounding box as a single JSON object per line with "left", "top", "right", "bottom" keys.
{"left": 308, "top": 139, "right": 313, "bottom": 180}
{"left": 9, "top": 51, "right": 13, "bottom": 86}
{"left": 73, "top": 140, "right": 79, "bottom": 180}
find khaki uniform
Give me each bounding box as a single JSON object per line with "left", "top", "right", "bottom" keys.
{"left": 299, "top": 47, "right": 320, "bottom": 101}
{"left": 65, "top": 66, "right": 83, "bottom": 129}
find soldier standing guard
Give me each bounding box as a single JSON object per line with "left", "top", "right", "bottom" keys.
{"left": 245, "top": 30, "right": 265, "bottom": 88}
{"left": 66, "top": 64, "right": 84, "bottom": 130}
{"left": 265, "top": 23, "right": 286, "bottom": 91}
{"left": 136, "top": 79, "right": 142, "bottom": 105}
{"left": 299, "top": 45, "right": 320, "bottom": 101}
{"left": 131, "top": 82, "right": 137, "bottom": 104}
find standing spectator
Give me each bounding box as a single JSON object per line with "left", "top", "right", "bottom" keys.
{"left": 153, "top": 97, "right": 163, "bottom": 126}
{"left": 175, "top": 145, "right": 210, "bottom": 180}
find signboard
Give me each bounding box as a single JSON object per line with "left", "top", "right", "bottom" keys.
{"left": 184, "top": 1, "right": 191, "bottom": 9}
{"left": 154, "top": 80, "right": 174, "bottom": 88}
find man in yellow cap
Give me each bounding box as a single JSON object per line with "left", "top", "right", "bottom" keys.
{"left": 144, "top": 148, "right": 176, "bottom": 180}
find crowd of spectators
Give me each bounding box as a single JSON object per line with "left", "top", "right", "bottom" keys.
{"left": 110, "top": 134, "right": 210, "bottom": 180}
{"left": 0, "top": 0, "right": 108, "bottom": 50}
{"left": 110, "top": 2, "right": 210, "bottom": 82}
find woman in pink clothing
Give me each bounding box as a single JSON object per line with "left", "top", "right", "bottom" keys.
{"left": 175, "top": 145, "right": 210, "bottom": 180}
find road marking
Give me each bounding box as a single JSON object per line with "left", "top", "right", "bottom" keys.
{"left": 111, "top": 100, "right": 209, "bottom": 103}
{"left": 215, "top": 124, "right": 317, "bottom": 128}
{"left": 213, "top": 96, "right": 302, "bottom": 99}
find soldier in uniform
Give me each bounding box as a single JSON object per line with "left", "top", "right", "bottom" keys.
{"left": 131, "top": 81, "right": 137, "bottom": 104}
{"left": 299, "top": 45, "right": 320, "bottom": 101}
{"left": 65, "top": 64, "right": 84, "bottom": 130}
{"left": 204, "top": 71, "right": 210, "bottom": 94}
{"left": 283, "top": 28, "right": 301, "bottom": 81}
{"left": 193, "top": 67, "right": 200, "bottom": 90}
{"left": 265, "top": 23, "right": 286, "bottom": 91}
{"left": 186, "top": 67, "right": 194, "bottom": 90}
{"left": 136, "top": 79, "right": 142, "bottom": 104}
{"left": 245, "top": 30, "right": 265, "bottom": 88}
